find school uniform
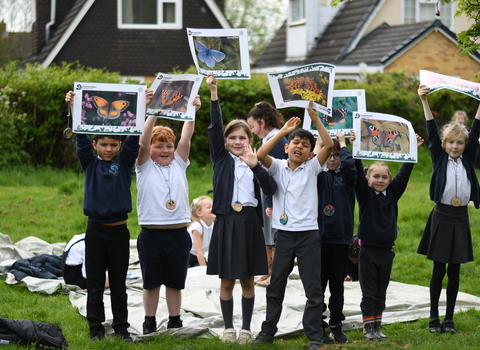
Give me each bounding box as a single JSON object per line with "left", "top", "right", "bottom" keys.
{"left": 206, "top": 100, "right": 277, "bottom": 279}
{"left": 355, "top": 159, "right": 413, "bottom": 322}
{"left": 417, "top": 118, "right": 480, "bottom": 263}
{"left": 317, "top": 146, "right": 356, "bottom": 327}
{"left": 260, "top": 156, "right": 326, "bottom": 342}
{"left": 136, "top": 154, "right": 191, "bottom": 289}
{"left": 76, "top": 133, "right": 139, "bottom": 337}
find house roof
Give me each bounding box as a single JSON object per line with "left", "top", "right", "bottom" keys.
{"left": 341, "top": 19, "right": 480, "bottom": 66}
{"left": 23, "top": 0, "right": 231, "bottom": 77}
{"left": 254, "top": 0, "right": 382, "bottom": 68}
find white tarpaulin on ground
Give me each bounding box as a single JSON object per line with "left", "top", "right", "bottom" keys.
{"left": 2, "top": 233, "right": 480, "bottom": 341}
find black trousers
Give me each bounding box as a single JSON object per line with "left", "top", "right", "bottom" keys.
{"left": 85, "top": 222, "right": 130, "bottom": 333}
{"left": 261, "top": 229, "right": 324, "bottom": 342}
{"left": 321, "top": 243, "right": 349, "bottom": 326}
{"left": 358, "top": 245, "right": 394, "bottom": 318}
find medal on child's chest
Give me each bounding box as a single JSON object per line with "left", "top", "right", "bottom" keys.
{"left": 166, "top": 199, "right": 176, "bottom": 210}
{"left": 323, "top": 204, "right": 335, "bottom": 217}
{"left": 279, "top": 213, "right": 288, "bottom": 225}
{"left": 156, "top": 163, "right": 176, "bottom": 210}
{"left": 324, "top": 172, "right": 335, "bottom": 217}
{"left": 231, "top": 201, "right": 243, "bottom": 212}
{"left": 451, "top": 196, "right": 462, "bottom": 207}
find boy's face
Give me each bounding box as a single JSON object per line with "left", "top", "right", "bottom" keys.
{"left": 326, "top": 151, "right": 341, "bottom": 170}
{"left": 92, "top": 137, "right": 121, "bottom": 161}
{"left": 285, "top": 135, "right": 313, "bottom": 166}
{"left": 150, "top": 140, "right": 175, "bottom": 166}
{"left": 444, "top": 138, "right": 466, "bottom": 159}
{"left": 366, "top": 166, "right": 391, "bottom": 192}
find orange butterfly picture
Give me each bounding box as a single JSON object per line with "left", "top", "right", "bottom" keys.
{"left": 92, "top": 96, "right": 130, "bottom": 120}
{"left": 160, "top": 90, "right": 184, "bottom": 107}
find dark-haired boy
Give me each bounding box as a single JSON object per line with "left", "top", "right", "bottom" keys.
{"left": 65, "top": 89, "right": 152, "bottom": 341}
{"left": 315, "top": 131, "right": 356, "bottom": 344}
{"left": 253, "top": 102, "right": 333, "bottom": 350}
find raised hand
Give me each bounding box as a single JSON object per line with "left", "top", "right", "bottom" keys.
{"left": 239, "top": 144, "right": 258, "bottom": 168}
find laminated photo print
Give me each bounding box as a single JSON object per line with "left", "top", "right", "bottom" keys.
{"left": 303, "top": 89, "right": 366, "bottom": 137}
{"left": 352, "top": 112, "right": 417, "bottom": 163}
{"left": 186, "top": 28, "right": 250, "bottom": 79}
{"left": 420, "top": 70, "right": 480, "bottom": 101}
{"left": 73, "top": 82, "right": 146, "bottom": 135}
{"left": 147, "top": 73, "right": 203, "bottom": 121}
{"left": 268, "top": 63, "right": 335, "bottom": 115}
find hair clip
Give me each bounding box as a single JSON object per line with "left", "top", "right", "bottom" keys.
{"left": 254, "top": 102, "right": 262, "bottom": 107}
{"left": 193, "top": 197, "right": 200, "bottom": 205}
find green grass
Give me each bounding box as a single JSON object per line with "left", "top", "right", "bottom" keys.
{"left": 1, "top": 148, "right": 480, "bottom": 349}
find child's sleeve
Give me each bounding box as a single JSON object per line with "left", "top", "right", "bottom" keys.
{"left": 340, "top": 146, "right": 357, "bottom": 187}
{"left": 391, "top": 162, "right": 414, "bottom": 200}
{"left": 75, "top": 134, "right": 95, "bottom": 170}
{"left": 208, "top": 100, "right": 227, "bottom": 162}
{"left": 426, "top": 119, "right": 443, "bottom": 160}
{"left": 251, "top": 164, "right": 277, "bottom": 196}
{"left": 354, "top": 158, "right": 368, "bottom": 198}
{"left": 121, "top": 135, "right": 141, "bottom": 166}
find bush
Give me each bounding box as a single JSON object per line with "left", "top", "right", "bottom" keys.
{"left": 0, "top": 61, "right": 122, "bottom": 168}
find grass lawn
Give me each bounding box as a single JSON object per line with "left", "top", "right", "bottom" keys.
{"left": 1, "top": 148, "right": 480, "bottom": 349}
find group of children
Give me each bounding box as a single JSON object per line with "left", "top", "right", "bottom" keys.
{"left": 64, "top": 78, "right": 479, "bottom": 348}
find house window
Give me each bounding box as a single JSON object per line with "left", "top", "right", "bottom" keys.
{"left": 118, "top": 0, "right": 182, "bottom": 29}
{"left": 403, "top": 0, "right": 452, "bottom": 28}
{"left": 290, "top": 0, "right": 305, "bottom": 24}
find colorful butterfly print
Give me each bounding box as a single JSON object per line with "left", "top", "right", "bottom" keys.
{"left": 285, "top": 77, "right": 321, "bottom": 95}
{"left": 161, "top": 90, "right": 184, "bottom": 107}
{"left": 195, "top": 40, "right": 226, "bottom": 68}
{"left": 368, "top": 126, "right": 401, "bottom": 148}
{"left": 91, "top": 96, "right": 130, "bottom": 119}
{"left": 325, "top": 108, "right": 347, "bottom": 126}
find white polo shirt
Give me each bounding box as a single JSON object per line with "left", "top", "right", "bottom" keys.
{"left": 268, "top": 157, "right": 325, "bottom": 231}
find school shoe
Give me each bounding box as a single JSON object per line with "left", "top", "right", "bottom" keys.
{"left": 89, "top": 326, "right": 105, "bottom": 341}
{"left": 322, "top": 327, "right": 332, "bottom": 344}
{"left": 114, "top": 329, "right": 133, "bottom": 342}
{"left": 237, "top": 329, "right": 253, "bottom": 344}
{"left": 252, "top": 331, "right": 274, "bottom": 345}
{"left": 309, "top": 339, "right": 323, "bottom": 350}
{"left": 221, "top": 328, "right": 236, "bottom": 343}
{"left": 167, "top": 318, "right": 183, "bottom": 329}
{"left": 143, "top": 318, "right": 157, "bottom": 334}
{"left": 363, "top": 323, "right": 378, "bottom": 341}
{"left": 373, "top": 322, "right": 387, "bottom": 340}
{"left": 330, "top": 325, "right": 348, "bottom": 343}
{"left": 442, "top": 320, "right": 456, "bottom": 334}
{"left": 428, "top": 318, "right": 442, "bottom": 333}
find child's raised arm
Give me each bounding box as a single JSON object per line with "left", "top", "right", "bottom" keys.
{"left": 206, "top": 73, "right": 218, "bottom": 101}
{"left": 308, "top": 101, "right": 333, "bottom": 164}
{"left": 177, "top": 95, "right": 201, "bottom": 163}
{"left": 136, "top": 88, "right": 155, "bottom": 166}
{"left": 418, "top": 85, "right": 434, "bottom": 121}
{"left": 257, "top": 116, "right": 301, "bottom": 168}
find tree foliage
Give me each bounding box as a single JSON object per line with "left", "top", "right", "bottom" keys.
{"left": 224, "top": 0, "right": 286, "bottom": 61}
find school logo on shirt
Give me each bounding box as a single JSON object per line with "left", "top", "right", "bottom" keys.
{"left": 109, "top": 164, "right": 120, "bottom": 176}
{"left": 334, "top": 174, "right": 345, "bottom": 187}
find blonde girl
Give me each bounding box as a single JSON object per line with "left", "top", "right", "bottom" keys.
{"left": 188, "top": 196, "right": 215, "bottom": 267}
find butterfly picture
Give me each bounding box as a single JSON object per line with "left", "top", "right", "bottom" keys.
{"left": 160, "top": 90, "right": 184, "bottom": 107}
{"left": 325, "top": 108, "right": 348, "bottom": 126}
{"left": 285, "top": 77, "right": 321, "bottom": 95}
{"left": 361, "top": 121, "right": 408, "bottom": 153}
{"left": 92, "top": 96, "right": 130, "bottom": 120}
{"left": 195, "top": 40, "right": 226, "bottom": 68}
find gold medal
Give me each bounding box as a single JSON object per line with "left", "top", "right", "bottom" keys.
{"left": 166, "top": 199, "right": 176, "bottom": 210}
{"left": 280, "top": 213, "right": 288, "bottom": 225}
{"left": 451, "top": 196, "right": 462, "bottom": 207}
{"left": 231, "top": 201, "right": 243, "bottom": 212}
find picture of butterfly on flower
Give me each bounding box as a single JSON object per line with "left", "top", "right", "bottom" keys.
{"left": 81, "top": 91, "right": 138, "bottom": 127}
{"left": 193, "top": 36, "right": 241, "bottom": 70}
{"left": 280, "top": 70, "right": 330, "bottom": 106}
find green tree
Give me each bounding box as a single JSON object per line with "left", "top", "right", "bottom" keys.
{"left": 225, "top": 0, "right": 286, "bottom": 62}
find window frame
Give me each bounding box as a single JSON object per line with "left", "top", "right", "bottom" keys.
{"left": 403, "top": 0, "right": 453, "bottom": 29}
{"left": 117, "top": 0, "right": 183, "bottom": 30}
{"left": 289, "top": 0, "right": 306, "bottom": 26}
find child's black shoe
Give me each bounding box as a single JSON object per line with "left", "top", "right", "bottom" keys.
{"left": 428, "top": 318, "right": 441, "bottom": 333}
{"left": 330, "top": 325, "right": 348, "bottom": 343}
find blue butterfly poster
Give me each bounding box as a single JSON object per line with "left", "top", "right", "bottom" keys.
{"left": 186, "top": 28, "right": 250, "bottom": 79}
{"left": 72, "top": 82, "right": 146, "bottom": 135}
{"left": 352, "top": 112, "right": 418, "bottom": 163}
